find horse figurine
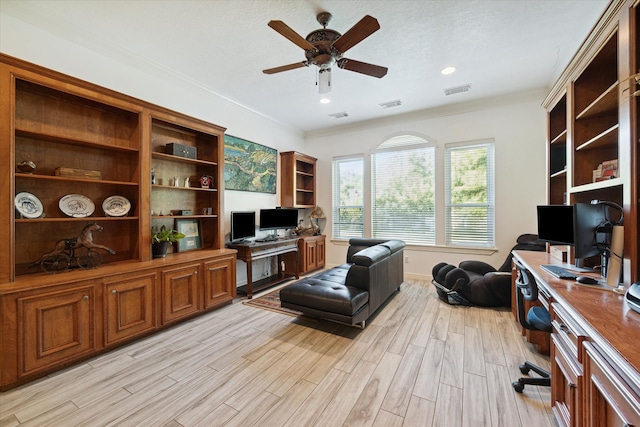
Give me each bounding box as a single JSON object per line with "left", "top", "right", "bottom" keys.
{"left": 31, "top": 223, "right": 116, "bottom": 273}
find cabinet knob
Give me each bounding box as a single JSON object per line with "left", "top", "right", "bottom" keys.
{"left": 111, "top": 289, "right": 117, "bottom": 294}
{"left": 194, "top": 271, "right": 198, "bottom": 275}
{"left": 83, "top": 295, "right": 89, "bottom": 301}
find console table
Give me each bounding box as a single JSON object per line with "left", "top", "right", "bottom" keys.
{"left": 512, "top": 250, "right": 640, "bottom": 427}
{"left": 227, "top": 237, "right": 299, "bottom": 299}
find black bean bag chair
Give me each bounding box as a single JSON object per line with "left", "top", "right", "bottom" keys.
{"left": 431, "top": 234, "right": 546, "bottom": 307}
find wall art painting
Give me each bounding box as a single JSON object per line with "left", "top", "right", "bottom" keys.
{"left": 224, "top": 135, "right": 277, "bottom": 193}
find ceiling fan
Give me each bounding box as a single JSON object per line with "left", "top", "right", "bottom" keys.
{"left": 263, "top": 12, "right": 388, "bottom": 93}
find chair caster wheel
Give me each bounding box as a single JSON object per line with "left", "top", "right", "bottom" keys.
{"left": 512, "top": 381, "right": 524, "bottom": 393}
{"left": 519, "top": 364, "right": 530, "bottom": 375}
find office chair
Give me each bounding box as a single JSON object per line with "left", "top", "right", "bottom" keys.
{"left": 512, "top": 259, "right": 552, "bottom": 393}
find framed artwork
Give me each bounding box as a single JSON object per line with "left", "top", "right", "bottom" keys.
{"left": 175, "top": 218, "right": 202, "bottom": 252}
{"left": 224, "top": 135, "right": 277, "bottom": 193}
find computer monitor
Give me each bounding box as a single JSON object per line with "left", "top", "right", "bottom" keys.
{"left": 573, "top": 202, "right": 608, "bottom": 263}
{"left": 230, "top": 211, "right": 255, "bottom": 242}
{"left": 259, "top": 208, "right": 299, "bottom": 231}
{"left": 537, "top": 205, "right": 574, "bottom": 245}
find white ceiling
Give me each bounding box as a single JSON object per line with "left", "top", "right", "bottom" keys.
{"left": 2, "top": 0, "right": 610, "bottom": 133}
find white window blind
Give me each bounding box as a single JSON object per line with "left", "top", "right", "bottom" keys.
{"left": 371, "top": 135, "right": 435, "bottom": 244}
{"left": 332, "top": 156, "right": 364, "bottom": 239}
{"left": 445, "top": 141, "right": 495, "bottom": 247}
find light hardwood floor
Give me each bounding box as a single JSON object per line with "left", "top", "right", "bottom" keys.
{"left": 0, "top": 279, "right": 555, "bottom": 427}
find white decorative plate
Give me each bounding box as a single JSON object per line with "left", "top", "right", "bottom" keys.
{"left": 102, "top": 195, "right": 131, "bottom": 217}
{"left": 15, "top": 192, "right": 44, "bottom": 219}
{"left": 59, "top": 194, "right": 95, "bottom": 217}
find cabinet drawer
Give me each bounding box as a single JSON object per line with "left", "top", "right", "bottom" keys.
{"left": 552, "top": 333, "right": 583, "bottom": 427}
{"left": 584, "top": 341, "right": 640, "bottom": 427}
{"left": 552, "top": 302, "right": 587, "bottom": 363}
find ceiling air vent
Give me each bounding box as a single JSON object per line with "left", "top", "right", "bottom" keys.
{"left": 379, "top": 99, "right": 402, "bottom": 109}
{"left": 444, "top": 84, "right": 471, "bottom": 96}
{"left": 328, "top": 112, "right": 349, "bottom": 119}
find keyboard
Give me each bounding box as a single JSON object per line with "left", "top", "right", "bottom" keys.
{"left": 541, "top": 264, "right": 578, "bottom": 280}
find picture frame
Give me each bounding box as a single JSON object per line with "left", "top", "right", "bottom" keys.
{"left": 224, "top": 135, "right": 277, "bottom": 193}
{"left": 175, "top": 218, "right": 202, "bottom": 252}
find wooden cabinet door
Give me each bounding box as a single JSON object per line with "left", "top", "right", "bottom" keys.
{"left": 305, "top": 240, "right": 317, "bottom": 271}
{"left": 203, "top": 256, "right": 236, "bottom": 309}
{"left": 161, "top": 263, "right": 200, "bottom": 324}
{"left": 105, "top": 272, "right": 156, "bottom": 345}
{"left": 18, "top": 285, "right": 97, "bottom": 376}
{"left": 316, "top": 237, "right": 326, "bottom": 268}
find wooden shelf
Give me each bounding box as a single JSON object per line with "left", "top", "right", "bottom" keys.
{"left": 280, "top": 151, "right": 317, "bottom": 208}
{"left": 551, "top": 129, "right": 567, "bottom": 145}
{"left": 152, "top": 152, "right": 217, "bottom": 166}
{"left": 16, "top": 173, "right": 139, "bottom": 186}
{"left": 576, "top": 81, "right": 619, "bottom": 120}
{"left": 15, "top": 129, "right": 140, "bottom": 153}
{"left": 575, "top": 124, "right": 619, "bottom": 151}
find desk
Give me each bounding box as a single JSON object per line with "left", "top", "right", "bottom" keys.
{"left": 512, "top": 250, "right": 640, "bottom": 427}
{"left": 227, "top": 238, "right": 299, "bottom": 299}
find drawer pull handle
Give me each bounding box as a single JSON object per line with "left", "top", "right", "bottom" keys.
{"left": 83, "top": 295, "right": 89, "bottom": 301}
{"left": 111, "top": 290, "right": 117, "bottom": 294}
{"left": 559, "top": 324, "right": 570, "bottom": 334}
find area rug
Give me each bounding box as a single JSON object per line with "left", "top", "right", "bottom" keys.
{"left": 242, "top": 288, "right": 302, "bottom": 317}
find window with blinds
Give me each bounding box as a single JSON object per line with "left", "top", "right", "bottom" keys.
{"left": 444, "top": 140, "right": 495, "bottom": 247}
{"left": 371, "top": 135, "right": 435, "bottom": 244}
{"left": 332, "top": 156, "right": 364, "bottom": 239}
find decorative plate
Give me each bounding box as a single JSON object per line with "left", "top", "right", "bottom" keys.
{"left": 15, "top": 192, "right": 44, "bottom": 219}
{"left": 59, "top": 194, "right": 95, "bottom": 218}
{"left": 102, "top": 195, "right": 131, "bottom": 217}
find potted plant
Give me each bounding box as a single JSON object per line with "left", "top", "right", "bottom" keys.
{"left": 151, "top": 225, "right": 185, "bottom": 258}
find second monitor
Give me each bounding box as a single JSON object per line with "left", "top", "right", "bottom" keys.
{"left": 258, "top": 208, "right": 299, "bottom": 240}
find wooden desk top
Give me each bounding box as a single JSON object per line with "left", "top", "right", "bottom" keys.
{"left": 513, "top": 250, "right": 640, "bottom": 387}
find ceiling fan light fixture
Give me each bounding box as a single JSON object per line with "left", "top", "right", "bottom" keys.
{"left": 318, "top": 68, "right": 332, "bottom": 94}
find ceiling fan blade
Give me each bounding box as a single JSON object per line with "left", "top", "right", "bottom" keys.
{"left": 263, "top": 62, "right": 309, "bottom": 75}
{"left": 332, "top": 15, "right": 380, "bottom": 53}
{"left": 268, "top": 20, "right": 316, "bottom": 51}
{"left": 337, "top": 58, "right": 388, "bottom": 78}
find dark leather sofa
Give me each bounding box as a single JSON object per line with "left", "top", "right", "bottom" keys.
{"left": 280, "top": 238, "right": 405, "bottom": 328}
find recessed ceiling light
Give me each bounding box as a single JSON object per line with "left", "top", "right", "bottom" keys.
{"left": 320, "top": 97, "right": 331, "bottom": 104}
{"left": 441, "top": 66, "right": 456, "bottom": 75}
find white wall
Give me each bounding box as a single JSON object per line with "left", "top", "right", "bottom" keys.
{"left": 303, "top": 91, "right": 548, "bottom": 278}
{"left": 1, "top": 10, "right": 549, "bottom": 283}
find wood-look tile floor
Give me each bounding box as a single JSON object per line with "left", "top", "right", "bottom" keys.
{"left": 0, "top": 279, "right": 555, "bottom": 427}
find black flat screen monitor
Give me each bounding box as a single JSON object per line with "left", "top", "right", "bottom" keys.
{"left": 259, "top": 208, "right": 299, "bottom": 231}
{"left": 573, "top": 202, "right": 608, "bottom": 261}
{"left": 537, "top": 205, "right": 574, "bottom": 245}
{"left": 230, "top": 211, "right": 255, "bottom": 242}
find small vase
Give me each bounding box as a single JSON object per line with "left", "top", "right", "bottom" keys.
{"left": 152, "top": 241, "right": 170, "bottom": 258}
